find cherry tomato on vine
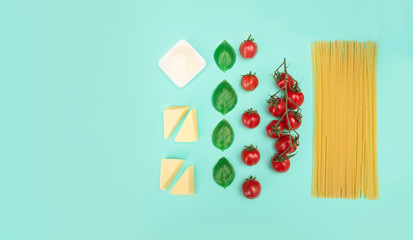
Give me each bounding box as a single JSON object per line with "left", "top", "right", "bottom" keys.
{"left": 241, "top": 145, "right": 260, "bottom": 166}
{"left": 287, "top": 89, "right": 304, "bottom": 110}
{"left": 268, "top": 97, "right": 286, "bottom": 118}
{"left": 241, "top": 72, "right": 258, "bottom": 91}
{"left": 271, "top": 154, "right": 291, "bottom": 173}
{"left": 275, "top": 73, "right": 295, "bottom": 90}
{"left": 242, "top": 108, "right": 260, "bottom": 129}
{"left": 242, "top": 176, "right": 261, "bottom": 199}
{"left": 239, "top": 34, "right": 258, "bottom": 59}
{"left": 282, "top": 111, "right": 302, "bottom": 130}
{"left": 275, "top": 135, "right": 297, "bottom": 154}
{"left": 266, "top": 120, "right": 284, "bottom": 138}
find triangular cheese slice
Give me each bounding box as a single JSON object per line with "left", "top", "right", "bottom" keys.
{"left": 160, "top": 159, "right": 185, "bottom": 190}
{"left": 169, "top": 165, "right": 194, "bottom": 195}
{"left": 164, "top": 106, "right": 189, "bottom": 139}
{"left": 174, "top": 109, "right": 198, "bottom": 142}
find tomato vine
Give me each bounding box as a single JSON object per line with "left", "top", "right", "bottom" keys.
{"left": 268, "top": 58, "right": 304, "bottom": 168}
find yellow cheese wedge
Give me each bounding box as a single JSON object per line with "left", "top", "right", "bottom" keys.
{"left": 160, "top": 159, "right": 185, "bottom": 190}
{"left": 174, "top": 109, "right": 198, "bottom": 142}
{"left": 169, "top": 165, "right": 194, "bottom": 195}
{"left": 164, "top": 106, "right": 190, "bottom": 139}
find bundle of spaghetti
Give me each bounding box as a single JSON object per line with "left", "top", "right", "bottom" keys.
{"left": 311, "top": 40, "right": 378, "bottom": 199}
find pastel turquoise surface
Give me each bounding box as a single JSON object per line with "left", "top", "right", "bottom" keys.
{"left": 1, "top": 0, "right": 412, "bottom": 239}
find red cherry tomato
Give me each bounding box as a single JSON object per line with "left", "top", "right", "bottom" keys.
{"left": 275, "top": 135, "right": 297, "bottom": 154}
{"left": 239, "top": 34, "right": 258, "bottom": 59}
{"left": 241, "top": 145, "right": 260, "bottom": 166}
{"left": 266, "top": 120, "right": 284, "bottom": 138}
{"left": 241, "top": 72, "right": 258, "bottom": 91}
{"left": 268, "top": 97, "right": 286, "bottom": 117}
{"left": 287, "top": 89, "right": 304, "bottom": 110}
{"left": 271, "top": 154, "right": 291, "bottom": 173}
{"left": 242, "top": 176, "right": 261, "bottom": 199}
{"left": 276, "top": 73, "right": 295, "bottom": 90}
{"left": 282, "top": 111, "right": 302, "bottom": 130}
{"left": 242, "top": 108, "right": 260, "bottom": 129}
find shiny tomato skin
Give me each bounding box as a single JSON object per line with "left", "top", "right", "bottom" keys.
{"left": 241, "top": 147, "right": 260, "bottom": 166}
{"left": 287, "top": 90, "right": 304, "bottom": 109}
{"left": 275, "top": 135, "right": 297, "bottom": 154}
{"left": 268, "top": 99, "right": 286, "bottom": 117}
{"left": 242, "top": 178, "right": 261, "bottom": 199}
{"left": 242, "top": 110, "right": 260, "bottom": 129}
{"left": 282, "top": 112, "right": 302, "bottom": 130}
{"left": 266, "top": 120, "right": 284, "bottom": 138}
{"left": 277, "top": 73, "right": 295, "bottom": 90}
{"left": 241, "top": 74, "right": 258, "bottom": 91}
{"left": 271, "top": 158, "right": 291, "bottom": 173}
{"left": 240, "top": 41, "right": 258, "bottom": 59}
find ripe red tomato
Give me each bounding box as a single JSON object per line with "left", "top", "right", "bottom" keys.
{"left": 239, "top": 34, "right": 258, "bottom": 59}
{"left": 275, "top": 135, "right": 297, "bottom": 154}
{"left": 271, "top": 154, "right": 291, "bottom": 173}
{"left": 241, "top": 72, "right": 258, "bottom": 91}
{"left": 287, "top": 89, "right": 304, "bottom": 109}
{"left": 276, "top": 73, "right": 295, "bottom": 90}
{"left": 241, "top": 145, "right": 260, "bottom": 166}
{"left": 242, "top": 176, "right": 261, "bottom": 199}
{"left": 282, "top": 111, "right": 302, "bottom": 130}
{"left": 242, "top": 108, "right": 260, "bottom": 129}
{"left": 266, "top": 120, "right": 284, "bottom": 138}
{"left": 268, "top": 97, "right": 286, "bottom": 117}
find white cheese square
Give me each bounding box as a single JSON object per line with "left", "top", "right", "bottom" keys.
{"left": 158, "top": 40, "right": 206, "bottom": 88}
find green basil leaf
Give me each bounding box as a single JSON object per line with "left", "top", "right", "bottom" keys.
{"left": 212, "top": 119, "right": 234, "bottom": 151}
{"left": 212, "top": 80, "right": 237, "bottom": 115}
{"left": 214, "top": 40, "right": 236, "bottom": 72}
{"left": 213, "top": 157, "right": 235, "bottom": 188}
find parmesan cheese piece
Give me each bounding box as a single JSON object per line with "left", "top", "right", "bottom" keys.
{"left": 163, "top": 106, "right": 189, "bottom": 139}
{"left": 174, "top": 109, "right": 198, "bottom": 142}
{"left": 169, "top": 165, "right": 194, "bottom": 195}
{"left": 159, "top": 159, "right": 185, "bottom": 190}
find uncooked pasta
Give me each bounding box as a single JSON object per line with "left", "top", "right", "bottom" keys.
{"left": 311, "top": 41, "right": 378, "bottom": 199}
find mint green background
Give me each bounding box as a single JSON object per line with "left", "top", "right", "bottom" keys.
{"left": 1, "top": 0, "right": 412, "bottom": 239}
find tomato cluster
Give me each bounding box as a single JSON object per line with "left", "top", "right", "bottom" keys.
{"left": 267, "top": 59, "right": 304, "bottom": 173}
